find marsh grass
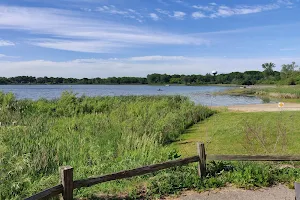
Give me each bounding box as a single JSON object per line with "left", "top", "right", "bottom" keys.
{"left": 214, "top": 88, "right": 257, "bottom": 96}
{"left": 0, "top": 92, "right": 214, "bottom": 199}
{"left": 217, "top": 85, "right": 300, "bottom": 99}
{"left": 256, "top": 86, "right": 300, "bottom": 99}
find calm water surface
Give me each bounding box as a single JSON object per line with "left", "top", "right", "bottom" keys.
{"left": 0, "top": 85, "right": 266, "bottom": 106}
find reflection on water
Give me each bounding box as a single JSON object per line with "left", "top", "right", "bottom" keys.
{"left": 0, "top": 85, "right": 268, "bottom": 106}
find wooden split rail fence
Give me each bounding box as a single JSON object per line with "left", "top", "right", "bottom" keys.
{"left": 26, "top": 142, "right": 300, "bottom": 200}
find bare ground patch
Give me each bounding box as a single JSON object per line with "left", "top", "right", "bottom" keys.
{"left": 167, "top": 184, "right": 294, "bottom": 200}
{"left": 212, "top": 103, "right": 300, "bottom": 112}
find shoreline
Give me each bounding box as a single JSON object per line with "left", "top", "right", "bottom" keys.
{"left": 212, "top": 103, "right": 300, "bottom": 112}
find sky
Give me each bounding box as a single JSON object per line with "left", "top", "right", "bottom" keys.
{"left": 0, "top": 0, "right": 300, "bottom": 78}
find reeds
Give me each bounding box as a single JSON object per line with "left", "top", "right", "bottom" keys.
{"left": 0, "top": 92, "right": 213, "bottom": 199}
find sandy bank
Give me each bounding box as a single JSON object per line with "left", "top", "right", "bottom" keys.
{"left": 212, "top": 103, "right": 300, "bottom": 112}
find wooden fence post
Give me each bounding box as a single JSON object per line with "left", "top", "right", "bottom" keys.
{"left": 295, "top": 182, "right": 300, "bottom": 200}
{"left": 60, "top": 166, "right": 74, "bottom": 200}
{"left": 197, "top": 142, "right": 206, "bottom": 178}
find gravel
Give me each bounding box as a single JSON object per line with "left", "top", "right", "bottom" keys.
{"left": 167, "top": 185, "right": 295, "bottom": 200}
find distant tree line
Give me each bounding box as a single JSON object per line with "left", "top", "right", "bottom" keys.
{"left": 147, "top": 62, "right": 300, "bottom": 85}
{"left": 0, "top": 62, "right": 299, "bottom": 85}
{"left": 147, "top": 71, "right": 271, "bottom": 85}
{"left": 0, "top": 76, "right": 147, "bottom": 85}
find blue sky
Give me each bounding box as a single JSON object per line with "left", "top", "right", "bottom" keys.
{"left": 0, "top": 0, "right": 300, "bottom": 78}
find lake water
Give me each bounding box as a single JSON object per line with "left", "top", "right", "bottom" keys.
{"left": 0, "top": 85, "right": 266, "bottom": 106}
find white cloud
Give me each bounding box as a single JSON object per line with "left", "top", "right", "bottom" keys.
{"left": 149, "top": 13, "right": 160, "bottom": 21}
{"left": 192, "top": 1, "right": 291, "bottom": 19}
{"left": 1, "top": 56, "right": 300, "bottom": 78}
{"left": 187, "top": 22, "right": 300, "bottom": 38}
{"left": 0, "top": 53, "right": 18, "bottom": 59}
{"left": 96, "top": 6, "right": 128, "bottom": 15}
{"left": 0, "top": 5, "right": 208, "bottom": 53}
{"left": 277, "top": 0, "right": 294, "bottom": 8}
{"left": 154, "top": 9, "right": 186, "bottom": 20}
{"left": 277, "top": 0, "right": 293, "bottom": 5}
{"left": 155, "top": 8, "right": 170, "bottom": 15}
{"left": 0, "top": 40, "right": 15, "bottom": 46}
{"left": 192, "top": 12, "right": 207, "bottom": 19}
{"left": 81, "top": 8, "right": 92, "bottom": 12}
{"left": 235, "top": 4, "right": 279, "bottom": 14}
{"left": 209, "top": 4, "right": 281, "bottom": 18}
{"left": 192, "top": 5, "right": 214, "bottom": 11}
{"left": 96, "top": 5, "right": 128, "bottom": 15}
{"left": 173, "top": 11, "right": 186, "bottom": 20}
{"left": 95, "top": 5, "right": 143, "bottom": 22}
{"left": 30, "top": 39, "right": 129, "bottom": 53}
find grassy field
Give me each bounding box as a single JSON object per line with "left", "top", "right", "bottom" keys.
{"left": 167, "top": 110, "right": 300, "bottom": 196}
{"left": 174, "top": 111, "right": 300, "bottom": 157}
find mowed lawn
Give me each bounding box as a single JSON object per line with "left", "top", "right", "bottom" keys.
{"left": 174, "top": 111, "right": 300, "bottom": 157}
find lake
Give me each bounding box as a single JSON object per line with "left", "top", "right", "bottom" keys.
{"left": 0, "top": 85, "right": 266, "bottom": 106}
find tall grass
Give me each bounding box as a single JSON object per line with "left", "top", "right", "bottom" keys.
{"left": 216, "top": 85, "right": 300, "bottom": 100}
{"left": 256, "top": 86, "right": 300, "bottom": 99}
{"left": 0, "top": 92, "right": 213, "bottom": 199}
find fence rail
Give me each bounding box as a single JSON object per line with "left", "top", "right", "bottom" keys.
{"left": 74, "top": 155, "right": 199, "bottom": 189}
{"left": 208, "top": 155, "right": 300, "bottom": 161}
{"left": 25, "top": 185, "right": 63, "bottom": 200}
{"left": 25, "top": 142, "right": 300, "bottom": 200}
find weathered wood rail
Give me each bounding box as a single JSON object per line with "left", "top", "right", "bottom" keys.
{"left": 25, "top": 142, "right": 300, "bottom": 200}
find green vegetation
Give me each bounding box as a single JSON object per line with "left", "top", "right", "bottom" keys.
{"left": 215, "top": 88, "right": 258, "bottom": 96}
{"left": 163, "top": 110, "right": 300, "bottom": 197}
{"left": 147, "top": 62, "right": 298, "bottom": 85}
{"left": 262, "top": 62, "right": 276, "bottom": 78}
{"left": 0, "top": 92, "right": 213, "bottom": 199}
{"left": 1, "top": 61, "right": 299, "bottom": 86}
{"left": 146, "top": 71, "right": 267, "bottom": 85}
{"left": 174, "top": 111, "right": 300, "bottom": 156}
{"left": 145, "top": 109, "right": 300, "bottom": 198}
{"left": 2, "top": 92, "right": 300, "bottom": 199}
{"left": 0, "top": 76, "right": 148, "bottom": 85}
{"left": 217, "top": 85, "right": 300, "bottom": 101}
{"left": 147, "top": 162, "right": 300, "bottom": 197}
{"left": 256, "top": 86, "right": 300, "bottom": 99}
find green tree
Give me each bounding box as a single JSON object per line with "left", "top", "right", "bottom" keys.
{"left": 262, "top": 62, "right": 276, "bottom": 77}
{"left": 180, "top": 75, "right": 190, "bottom": 84}
{"left": 159, "top": 74, "right": 171, "bottom": 83}
{"left": 281, "top": 62, "right": 298, "bottom": 79}
{"left": 147, "top": 74, "right": 161, "bottom": 84}
{"left": 169, "top": 78, "right": 181, "bottom": 84}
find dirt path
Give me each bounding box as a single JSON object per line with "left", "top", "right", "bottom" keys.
{"left": 213, "top": 103, "right": 300, "bottom": 112}
{"left": 168, "top": 185, "right": 294, "bottom": 200}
